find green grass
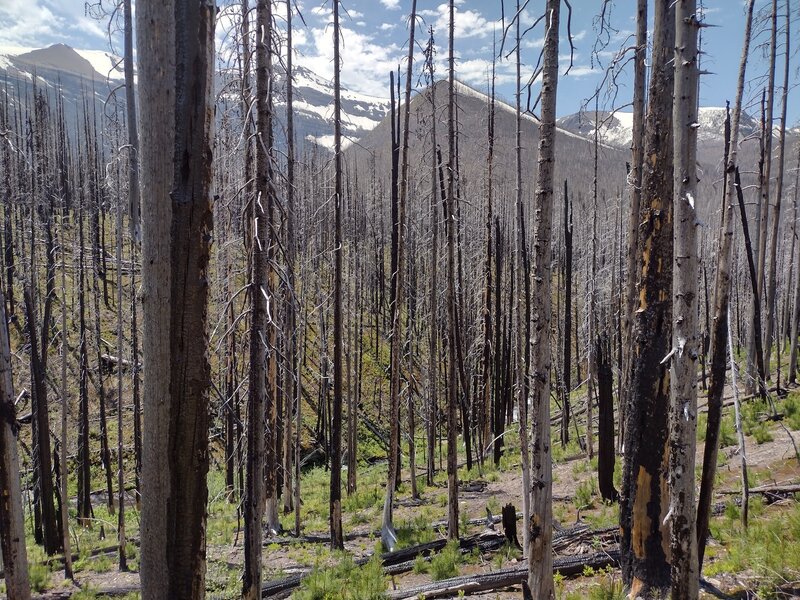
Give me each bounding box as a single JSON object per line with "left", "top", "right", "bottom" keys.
{"left": 707, "top": 496, "right": 800, "bottom": 596}
{"left": 573, "top": 478, "right": 596, "bottom": 511}
{"left": 429, "top": 540, "right": 462, "bottom": 581}
{"left": 29, "top": 562, "right": 52, "bottom": 592}
{"left": 295, "top": 552, "right": 387, "bottom": 600}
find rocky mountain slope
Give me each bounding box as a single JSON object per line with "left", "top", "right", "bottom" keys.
{"left": 0, "top": 43, "right": 390, "bottom": 151}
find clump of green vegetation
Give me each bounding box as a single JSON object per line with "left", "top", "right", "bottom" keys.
{"left": 719, "top": 416, "right": 738, "bottom": 448}
{"left": 698, "top": 412, "right": 738, "bottom": 447}
{"left": 72, "top": 585, "right": 101, "bottom": 599}
{"left": 574, "top": 478, "right": 596, "bottom": 511}
{"left": 429, "top": 540, "right": 462, "bottom": 581}
{"left": 492, "top": 541, "right": 522, "bottom": 569}
{"left": 782, "top": 393, "right": 800, "bottom": 431}
{"left": 750, "top": 422, "right": 774, "bottom": 445}
{"left": 562, "top": 566, "right": 624, "bottom": 600}
{"left": 342, "top": 484, "right": 381, "bottom": 513}
{"left": 396, "top": 513, "right": 437, "bottom": 549}
{"left": 741, "top": 400, "right": 775, "bottom": 444}
{"left": 295, "top": 552, "right": 386, "bottom": 600}
{"left": 706, "top": 496, "right": 800, "bottom": 596}
{"left": 412, "top": 554, "right": 429, "bottom": 574}
{"left": 29, "top": 562, "right": 51, "bottom": 593}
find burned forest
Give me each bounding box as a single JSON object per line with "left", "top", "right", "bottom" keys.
{"left": 1, "top": 0, "right": 800, "bottom": 598}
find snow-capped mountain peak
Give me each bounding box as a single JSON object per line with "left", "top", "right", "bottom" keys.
{"left": 556, "top": 106, "right": 762, "bottom": 148}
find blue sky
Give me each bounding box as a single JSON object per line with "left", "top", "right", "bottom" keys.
{"left": 0, "top": 0, "right": 797, "bottom": 124}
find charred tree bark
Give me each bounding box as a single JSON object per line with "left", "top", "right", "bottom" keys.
{"left": 527, "top": 0, "right": 559, "bottom": 595}
{"left": 424, "top": 27, "right": 439, "bottom": 486}
{"left": 735, "top": 166, "right": 769, "bottom": 401}
{"left": 137, "top": 0, "right": 216, "bottom": 597}
{"left": 244, "top": 1, "right": 270, "bottom": 594}
{"left": 668, "top": 4, "right": 701, "bottom": 595}
{"left": 790, "top": 143, "right": 800, "bottom": 383}
{"left": 763, "top": 0, "right": 791, "bottom": 383}
{"left": 330, "top": 0, "right": 344, "bottom": 551}
{"left": 561, "top": 181, "right": 572, "bottom": 447}
{"left": 446, "top": 0, "right": 459, "bottom": 542}
{"left": 0, "top": 289, "right": 31, "bottom": 598}
{"left": 124, "top": 0, "right": 140, "bottom": 242}
{"left": 620, "top": 1, "right": 675, "bottom": 595}
{"left": 621, "top": 0, "right": 647, "bottom": 450}
{"left": 697, "top": 0, "right": 755, "bottom": 569}
{"left": 24, "top": 285, "right": 60, "bottom": 555}
{"left": 596, "top": 335, "right": 617, "bottom": 503}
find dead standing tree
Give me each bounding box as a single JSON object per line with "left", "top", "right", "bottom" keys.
{"left": 137, "top": 0, "right": 216, "bottom": 597}
{"left": 620, "top": 0, "right": 675, "bottom": 596}
{"left": 244, "top": 0, "right": 271, "bottom": 594}
{"left": 668, "top": 2, "right": 701, "bottom": 596}
{"left": 527, "top": 0, "right": 560, "bottom": 597}
{"left": 697, "top": 0, "right": 755, "bottom": 569}
{"left": 0, "top": 289, "right": 31, "bottom": 599}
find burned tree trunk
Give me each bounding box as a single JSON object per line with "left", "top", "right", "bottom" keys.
{"left": 697, "top": 0, "right": 755, "bottom": 569}
{"left": 596, "top": 336, "right": 617, "bottom": 503}
{"left": 668, "top": 3, "right": 701, "bottom": 595}
{"left": 620, "top": 1, "right": 675, "bottom": 595}
{"left": 446, "top": 0, "right": 459, "bottom": 542}
{"left": 561, "top": 181, "right": 572, "bottom": 447}
{"left": 526, "top": 0, "right": 560, "bottom": 595}
{"left": 330, "top": 0, "right": 345, "bottom": 551}
{"left": 0, "top": 290, "right": 31, "bottom": 598}
{"left": 137, "top": 0, "right": 216, "bottom": 597}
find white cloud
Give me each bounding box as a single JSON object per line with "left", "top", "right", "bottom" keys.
{"left": 0, "top": 0, "right": 106, "bottom": 48}
{"left": 295, "top": 24, "right": 403, "bottom": 97}
{"left": 379, "top": 23, "right": 396, "bottom": 31}
{"left": 380, "top": 0, "right": 401, "bottom": 10}
{"left": 419, "top": 3, "right": 499, "bottom": 40}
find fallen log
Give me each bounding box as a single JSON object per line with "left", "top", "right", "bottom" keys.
{"left": 261, "top": 525, "right": 614, "bottom": 597}
{"left": 386, "top": 549, "right": 620, "bottom": 599}
{"left": 721, "top": 483, "right": 800, "bottom": 496}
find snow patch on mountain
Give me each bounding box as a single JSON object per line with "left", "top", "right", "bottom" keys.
{"left": 74, "top": 49, "right": 124, "bottom": 80}
{"left": 557, "top": 106, "right": 762, "bottom": 148}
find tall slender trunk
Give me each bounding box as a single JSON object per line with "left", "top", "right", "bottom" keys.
{"left": 24, "top": 284, "right": 60, "bottom": 555}
{"left": 77, "top": 199, "right": 93, "bottom": 524}
{"left": 737, "top": 168, "right": 770, "bottom": 402}
{"left": 446, "top": 0, "right": 459, "bottom": 542}
{"left": 124, "top": 0, "right": 140, "bottom": 242}
{"left": 561, "top": 181, "right": 572, "bottom": 447}
{"left": 425, "top": 28, "right": 439, "bottom": 486}
{"left": 620, "top": 1, "right": 675, "bottom": 595}
{"left": 621, "top": 0, "right": 647, "bottom": 454}
{"left": 137, "top": 0, "right": 216, "bottom": 596}
{"left": 480, "top": 47, "right": 496, "bottom": 467}
{"left": 513, "top": 1, "right": 533, "bottom": 556}
{"left": 243, "top": 0, "right": 268, "bottom": 595}
{"left": 697, "top": 0, "right": 755, "bottom": 568}
{"left": 747, "top": 0, "right": 777, "bottom": 387}
{"left": 116, "top": 164, "right": 128, "bottom": 572}
{"left": 283, "top": 0, "right": 299, "bottom": 513}
{"left": 789, "top": 143, "right": 800, "bottom": 383}
{"left": 330, "top": 0, "right": 345, "bottom": 551}
{"left": 526, "top": 1, "right": 559, "bottom": 596}
{"left": 59, "top": 214, "right": 73, "bottom": 580}
{"left": 669, "top": 4, "right": 700, "bottom": 595}
{"left": 763, "top": 0, "right": 791, "bottom": 381}
{"left": 0, "top": 289, "right": 31, "bottom": 598}
{"left": 130, "top": 237, "right": 142, "bottom": 509}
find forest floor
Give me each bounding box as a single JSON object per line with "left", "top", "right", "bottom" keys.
{"left": 19, "top": 383, "right": 800, "bottom": 599}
